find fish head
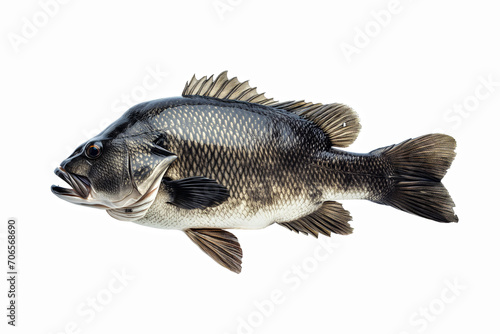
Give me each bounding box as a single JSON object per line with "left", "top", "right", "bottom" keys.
{"left": 52, "top": 136, "right": 129, "bottom": 208}
{"left": 52, "top": 129, "right": 177, "bottom": 220}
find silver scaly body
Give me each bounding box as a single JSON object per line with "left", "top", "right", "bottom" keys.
{"left": 136, "top": 96, "right": 382, "bottom": 230}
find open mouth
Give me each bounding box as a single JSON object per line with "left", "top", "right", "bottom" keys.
{"left": 51, "top": 167, "right": 91, "bottom": 199}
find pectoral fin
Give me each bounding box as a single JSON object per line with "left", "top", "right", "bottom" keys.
{"left": 279, "top": 201, "right": 353, "bottom": 237}
{"left": 163, "top": 176, "right": 229, "bottom": 210}
{"left": 185, "top": 228, "right": 243, "bottom": 273}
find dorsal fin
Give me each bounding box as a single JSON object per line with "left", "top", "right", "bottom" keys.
{"left": 182, "top": 71, "right": 277, "bottom": 105}
{"left": 182, "top": 71, "right": 361, "bottom": 147}
{"left": 284, "top": 102, "right": 361, "bottom": 148}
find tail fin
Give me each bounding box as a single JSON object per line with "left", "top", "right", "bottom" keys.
{"left": 371, "top": 134, "right": 458, "bottom": 223}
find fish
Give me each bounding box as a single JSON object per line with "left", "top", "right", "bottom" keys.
{"left": 52, "top": 71, "right": 458, "bottom": 273}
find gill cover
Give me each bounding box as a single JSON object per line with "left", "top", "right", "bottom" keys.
{"left": 106, "top": 138, "right": 177, "bottom": 221}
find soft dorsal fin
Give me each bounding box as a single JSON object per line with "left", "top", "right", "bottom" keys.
{"left": 182, "top": 71, "right": 361, "bottom": 147}
{"left": 290, "top": 102, "right": 361, "bottom": 148}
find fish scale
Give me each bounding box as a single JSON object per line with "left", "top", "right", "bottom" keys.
{"left": 138, "top": 98, "right": 375, "bottom": 229}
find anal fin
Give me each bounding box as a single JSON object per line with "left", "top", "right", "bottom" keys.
{"left": 185, "top": 228, "right": 243, "bottom": 273}
{"left": 279, "top": 201, "right": 353, "bottom": 237}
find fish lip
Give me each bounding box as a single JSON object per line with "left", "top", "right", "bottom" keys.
{"left": 52, "top": 167, "right": 91, "bottom": 199}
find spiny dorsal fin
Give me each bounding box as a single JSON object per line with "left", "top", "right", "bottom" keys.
{"left": 182, "top": 71, "right": 361, "bottom": 147}
{"left": 279, "top": 201, "right": 353, "bottom": 237}
{"left": 182, "top": 71, "right": 277, "bottom": 105}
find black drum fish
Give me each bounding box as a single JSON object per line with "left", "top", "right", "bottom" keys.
{"left": 52, "top": 71, "right": 458, "bottom": 273}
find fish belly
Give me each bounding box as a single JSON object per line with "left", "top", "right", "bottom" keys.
{"left": 137, "top": 181, "right": 322, "bottom": 230}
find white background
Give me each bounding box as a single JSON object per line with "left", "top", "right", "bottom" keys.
{"left": 1, "top": 0, "right": 499, "bottom": 333}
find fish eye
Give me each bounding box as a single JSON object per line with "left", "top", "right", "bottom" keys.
{"left": 85, "top": 141, "right": 102, "bottom": 159}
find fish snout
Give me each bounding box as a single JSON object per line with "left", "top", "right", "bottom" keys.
{"left": 52, "top": 167, "right": 91, "bottom": 199}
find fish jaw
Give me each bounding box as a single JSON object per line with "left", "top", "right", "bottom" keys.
{"left": 51, "top": 165, "right": 160, "bottom": 212}
{"left": 51, "top": 167, "right": 108, "bottom": 208}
